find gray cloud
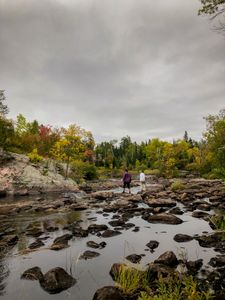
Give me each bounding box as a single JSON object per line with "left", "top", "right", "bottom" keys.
{"left": 0, "top": 0, "right": 224, "bottom": 143}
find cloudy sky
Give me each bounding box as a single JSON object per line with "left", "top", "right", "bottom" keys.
{"left": 0, "top": 0, "right": 224, "bottom": 142}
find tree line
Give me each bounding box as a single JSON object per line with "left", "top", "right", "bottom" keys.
{"left": 0, "top": 90, "right": 225, "bottom": 180}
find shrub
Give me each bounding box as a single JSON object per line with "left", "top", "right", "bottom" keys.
{"left": 171, "top": 179, "right": 185, "bottom": 191}
{"left": 115, "top": 265, "right": 146, "bottom": 295}
{"left": 28, "top": 148, "right": 43, "bottom": 163}
{"left": 83, "top": 163, "right": 98, "bottom": 180}
{"left": 144, "top": 169, "right": 161, "bottom": 176}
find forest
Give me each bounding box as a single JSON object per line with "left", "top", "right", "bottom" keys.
{"left": 0, "top": 90, "right": 225, "bottom": 181}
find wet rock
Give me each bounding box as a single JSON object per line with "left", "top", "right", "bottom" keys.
{"left": 21, "top": 266, "right": 43, "bottom": 281}
{"left": 108, "top": 220, "right": 125, "bottom": 227}
{"left": 101, "top": 230, "right": 122, "bottom": 238}
{"left": 146, "top": 213, "right": 183, "bottom": 225}
{"left": 40, "top": 267, "right": 76, "bottom": 294}
{"left": 186, "top": 259, "right": 203, "bottom": 275}
{"left": 71, "top": 227, "right": 89, "bottom": 237}
{"left": 132, "top": 226, "right": 140, "bottom": 232}
{"left": 103, "top": 207, "right": 118, "bottom": 213}
{"left": 93, "top": 286, "right": 125, "bottom": 300}
{"left": 169, "top": 207, "right": 184, "bottom": 215}
{"left": 43, "top": 221, "right": 59, "bottom": 232}
{"left": 80, "top": 250, "right": 100, "bottom": 260}
{"left": 3, "top": 234, "right": 19, "bottom": 246}
{"left": 70, "top": 204, "right": 88, "bottom": 211}
{"left": 154, "top": 251, "right": 178, "bottom": 267}
{"left": 124, "top": 222, "right": 135, "bottom": 229}
{"left": 146, "top": 240, "right": 159, "bottom": 251}
{"left": 88, "top": 224, "right": 108, "bottom": 233}
{"left": 50, "top": 234, "right": 73, "bottom": 251}
{"left": 29, "top": 240, "right": 45, "bottom": 249}
{"left": 109, "top": 263, "right": 127, "bottom": 280}
{"left": 146, "top": 198, "right": 176, "bottom": 208}
{"left": 87, "top": 241, "right": 107, "bottom": 249}
{"left": 91, "top": 191, "right": 114, "bottom": 200}
{"left": 125, "top": 254, "right": 142, "bottom": 264}
{"left": 147, "top": 263, "right": 174, "bottom": 282}
{"left": 196, "top": 204, "right": 211, "bottom": 211}
{"left": 173, "top": 234, "right": 193, "bottom": 243}
{"left": 192, "top": 211, "right": 210, "bottom": 218}
{"left": 209, "top": 255, "right": 225, "bottom": 267}
{"left": 53, "top": 234, "right": 73, "bottom": 245}
{"left": 26, "top": 227, "right": 44, "bottom": 237}
{"left": 123, "top": 194, "right": 142, "bottom": 203}
{"left": 195, "top": 232, "right": 225, "bottom": 248}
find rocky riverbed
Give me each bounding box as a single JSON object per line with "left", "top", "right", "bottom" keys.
{"left": 0, "top": 177, "right": 225, "bottom": 299}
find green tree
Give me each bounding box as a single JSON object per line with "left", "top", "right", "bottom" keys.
{"left": 203, "top": 109, "right": 225, "bottom": 172}
{"left": 0, "top": 90, "right": 9, "bottom": 117}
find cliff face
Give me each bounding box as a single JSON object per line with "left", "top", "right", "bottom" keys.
{"left": 0, "top": 151, "right": 78, "bottom": 196}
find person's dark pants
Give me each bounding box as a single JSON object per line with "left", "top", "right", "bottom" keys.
{"left": 123, "top": 182, "right": 131, "bottom": 192}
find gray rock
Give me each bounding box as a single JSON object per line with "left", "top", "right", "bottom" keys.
{"left": 80, "top": 250, "right": 100, "bottom": 260}
{"left": 40, "top": 267, "right": 76, "bottom": 294}
{"left": 125, "top": 254, "right": 142, "bottom": 264}
{"left": 29, "top": 240, "right": 45, "bottom": 249}
{"left": 146, "top": 198, "right": 176, "bottom": 208}
{"left": 21, "top": 266, "right": 43, "bottom": 281}
{"left": 173, "top": 234, "right": 193, "bottom": 243}
{"left": 101, "top": 230, "right": 122, "bottom": 238}
{"left": 147, "top": 213, "right": 183, "bottom": 225}
{"left": 93, "top": 286, "right": 125, "bottom": 300}
{"left": 146, "top": 240, "right": 159, "bottom": 251}
{"left": 154, "top": 251, "right": 178, "bottom": 267}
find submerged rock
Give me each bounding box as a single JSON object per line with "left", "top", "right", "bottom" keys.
{"left": 50, "top": 234, "right": 72, "bottom": 251}
{"left": 101, "top": 230, "right": 122, "bottom": 238}
{"left": 21, "top": 267, "right": 43, "bottom": 281}
{"left": 146, "top": 198, "right": 176, "bottom": 208}
{"left": 192, "top": 211, "right": 209, "bottom": 218}
{"left": 88, "top": 224, "right": 108, "bottom": 233}
{"left": 87, "top": 241, "right": 106, "bottom": 249}
{"left": 40, "top": 267, "right": 76, "bottom": 294}
{"left": 173, "top": 234, "right": 193, "bottom": 243}
{"left": 146, "top": 240, "right": 159, "bottom": 251}
{"left": 146, "top": 213, "right": 183, "bottom": 225}
{"left": 80, "top": 250, "right": 100, "bottom": 260}
{"left": 29, "top": 240, "right": 45, "bottom": 249}
{"left": 125, "top": 254, "right": 142, "bottom": 264}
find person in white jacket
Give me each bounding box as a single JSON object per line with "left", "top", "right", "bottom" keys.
{"left": 139, "top": 170, "right": 146, "bottom": 191}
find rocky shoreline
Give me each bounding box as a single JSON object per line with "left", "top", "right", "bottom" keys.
{"left": 0, "top": 172, "right": 225, "bottom": 298}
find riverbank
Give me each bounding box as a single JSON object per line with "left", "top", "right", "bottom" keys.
{"left": 0, "top": 176, "right": 225, "bottom": 299}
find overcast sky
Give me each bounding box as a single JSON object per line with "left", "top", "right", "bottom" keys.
{"left": 0, "top": 0, "right": 224, "bottom": 143}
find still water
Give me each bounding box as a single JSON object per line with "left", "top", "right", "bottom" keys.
{"left": 0, "top": 189, "right": 217, "bottom": 300}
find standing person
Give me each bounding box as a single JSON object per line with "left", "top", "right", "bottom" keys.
{"left": 122, "top": 169, "right": 132, "bottom": 194}
{"left": 140, "top": 170, "right": 146, "bottom": 192}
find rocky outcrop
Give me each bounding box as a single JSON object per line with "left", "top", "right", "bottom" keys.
{"left": 0, "top": 152, "right": 78, "bottom": 196}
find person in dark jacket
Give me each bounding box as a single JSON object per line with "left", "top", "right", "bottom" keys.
{"left": 122, "top": 169, "right": 132, "bottom": 194}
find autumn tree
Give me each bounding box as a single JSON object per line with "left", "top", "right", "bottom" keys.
{"left": 51, "top": 124, "right": 91, "bottom": 178}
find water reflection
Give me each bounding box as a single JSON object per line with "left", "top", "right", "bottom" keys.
{"left": 0, "top": 195, "right": 222, "bottom": 300}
